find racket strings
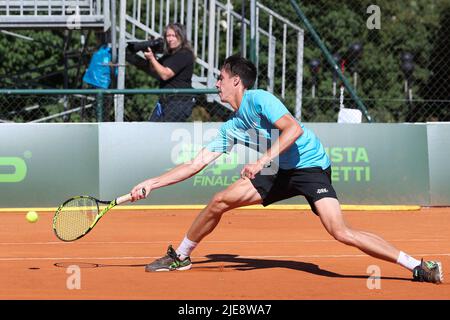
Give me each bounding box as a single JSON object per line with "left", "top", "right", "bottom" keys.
{"left": 54, "top": 197, "right": 98, "bottom": 241}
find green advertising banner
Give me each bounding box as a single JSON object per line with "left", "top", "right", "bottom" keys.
{"left": 98, "top": 122, "right": 430, "bottom": 206}
{"left": 98, "top": 122, "right": 249, "bottom": 205}
{"left": 0, "top": 124, "right": 99, "bottom": 207}
{"left": 427, "top": 123, "right": 450, "bottom": 206}
{"left": 0, "top": 122, "right": 446, "bottom": 208}
{"left": 310, "top": 123, "right": 430, "bottom": 205}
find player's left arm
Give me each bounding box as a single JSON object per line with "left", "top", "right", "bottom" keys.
{"left": 241, "top": 114, "right": 303, "bottom": 179}
{"left": 130, "top": 147, "right": 222, "bottom": 201}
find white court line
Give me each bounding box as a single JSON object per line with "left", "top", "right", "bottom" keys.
{"left": 0, "top": 239, "right": 448, "bottom": 245}
{"left": 1, "top": 253, "right": 450, "bottom": 262}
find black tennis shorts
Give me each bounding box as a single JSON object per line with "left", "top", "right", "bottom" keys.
{"left": 250, "top": 166, "right": 338, "bottom": 215}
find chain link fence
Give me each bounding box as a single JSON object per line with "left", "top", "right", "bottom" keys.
{"left": 277, "top": 0, "right": 450, "bottom": 123}
{"left": 1, "top": 0, "right": 450, "bottom": 123}
{"left": 122, "top": 0, "right": 305, "bottom": 122}
{"left": 0, "top": 89, "right": 234, "bottom": 123}
{"left": 0, "top": 93, "right": 97, "bottom": 123}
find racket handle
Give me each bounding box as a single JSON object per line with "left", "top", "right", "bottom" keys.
{"left": 116, "top": 188, "right": 146, "bottom": 205}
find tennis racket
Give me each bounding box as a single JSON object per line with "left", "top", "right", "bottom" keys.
{"left": 52, "top": 188, "right": 145, "bottom": 242}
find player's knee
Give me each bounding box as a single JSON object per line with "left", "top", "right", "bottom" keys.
{"left": 210, "top": 192, "right": 231, "bottom": 212}
{"left": 332, "top": 228, "right": 355, "bottom": 246}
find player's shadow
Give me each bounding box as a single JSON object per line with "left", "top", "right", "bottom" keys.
{"left": 195, "top": 254, "right": 410, "bottom": 281}
{"left": 53, "top": 262, "right": 146, "bottom": 269}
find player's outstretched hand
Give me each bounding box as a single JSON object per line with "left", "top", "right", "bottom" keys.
{"left": 131, "top": 181, "right": 152, "bottom": 202}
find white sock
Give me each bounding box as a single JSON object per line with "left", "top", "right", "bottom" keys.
{"left": 396, "top": 251, "right": 421, "bottom": 271}
{"left": 176, "top": 236, "right": 198, "bottom": 261}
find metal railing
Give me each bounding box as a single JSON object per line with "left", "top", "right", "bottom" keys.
{"left": 0, "top": 0, "right": 110, "bottom": 29}
{"left": 0, "top": 88, "right": 224, "bottom": 122}
{"left": 118, "top": 0, "right": 304, "bottom": 119}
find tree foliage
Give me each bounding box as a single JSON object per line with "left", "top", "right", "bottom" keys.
{"left": 257, "top": 0, "right": 450, "bottom": 122}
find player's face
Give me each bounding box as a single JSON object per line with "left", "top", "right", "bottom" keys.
{"left": 216, "top": 69, "right": 236, "bottom": 105}
{"left": 165, "top": 28, "right": 180, "bottom": 50}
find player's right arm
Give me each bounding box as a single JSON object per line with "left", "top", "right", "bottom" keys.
{"left": 130, "top": 148, "right": 222, "bottom": 201}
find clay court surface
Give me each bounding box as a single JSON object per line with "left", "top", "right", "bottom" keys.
{"left": 1, "top": 207, "right": 449, "bottom": 300}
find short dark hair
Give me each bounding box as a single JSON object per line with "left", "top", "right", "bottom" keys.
{"left": 222, "top": 54, "right": 257, "bottom": 89}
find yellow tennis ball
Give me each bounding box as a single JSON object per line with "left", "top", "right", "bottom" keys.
{"left": 26, "top": 211, "right": 39, "bottom": 223}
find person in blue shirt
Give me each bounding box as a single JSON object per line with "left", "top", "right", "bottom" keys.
{"left": 130, "top": 54, "right": 443, "bottom": 283}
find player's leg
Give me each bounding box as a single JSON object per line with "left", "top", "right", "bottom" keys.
{"left": 315, "top": 197, "right": 444, "bottom": 283}
{"left": 314, "top": 197, "right": 400, "bottom": 262}
{"left": 297, "top": 167, "right": 401, "bottom": 263}
{"left": 186, "top": 177, "right": 262, "bottom": 243}
{"left": 144, "top": 177, "right": 262, "bottom": 272}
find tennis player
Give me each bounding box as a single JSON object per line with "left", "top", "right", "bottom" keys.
{"left": 131, "top": 54, "right": 443, "bottom": 283}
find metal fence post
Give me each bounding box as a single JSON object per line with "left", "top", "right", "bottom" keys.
{"left": 207, "top": 0, "right": 216, "bottom": 102}
{"left": 250, "top": 0, "right": 257, "bottom": 65}
{"left": 115, "top": 0, "right": 127, "bottom": 122}
{"left": 96, "top": 92, "right": 104, "bottom": 122}
{"left": 295, "top": 30, "right": 304, "bottom": 120}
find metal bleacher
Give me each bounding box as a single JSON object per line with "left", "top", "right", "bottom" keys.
{"left": 0, "top": 0, "right": 305, "bottom": 121}
{"left": 0, "top": 0, "right": 110, "bottom": 29}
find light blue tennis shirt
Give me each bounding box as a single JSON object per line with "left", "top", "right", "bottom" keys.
{"left": 206, "top": 89, "right": 331, "bottom": 170}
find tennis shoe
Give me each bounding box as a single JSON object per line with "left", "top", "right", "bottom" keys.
{"left": 145, "top": 245, "right": 192, "bottom": 272}
{"left": 412, "top": 259, "right": 443, "bottom": 284}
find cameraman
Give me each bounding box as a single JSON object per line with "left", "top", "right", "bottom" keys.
{"left": 127, "top": 23, "right": 195, "bottom": 122}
